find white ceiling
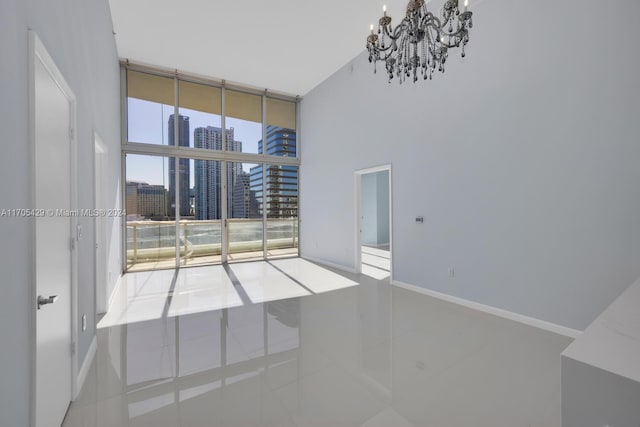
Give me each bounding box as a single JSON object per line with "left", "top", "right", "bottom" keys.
{"left": 108, "top": 0, "right": 414, "bottom": 96}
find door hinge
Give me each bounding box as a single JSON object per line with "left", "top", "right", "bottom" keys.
{"left": 69, "top": 128, "right": 75, "bottom": 140}
{"left": 71, "top": 237, "right": 76, "bottom": 251}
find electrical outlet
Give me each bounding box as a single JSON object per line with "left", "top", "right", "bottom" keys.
{"left": 448, "top": 267, "right": 455, "bottom": 278}
{"left": 416, "top": 361, "right": 425, "bottom": 370}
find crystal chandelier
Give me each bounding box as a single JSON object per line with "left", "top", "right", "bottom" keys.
{"left": 366, "top": 0, "right": 473, "bottom": 83}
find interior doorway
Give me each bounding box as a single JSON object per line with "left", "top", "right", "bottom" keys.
{"left": 355, "top": 165, "right": 392, "bottom": 281}
{"left": 30, "top": 31, "right": 78, "bottom": 426}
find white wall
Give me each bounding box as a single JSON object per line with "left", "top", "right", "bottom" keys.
{"left": 0, "top": 0, "right": 120, "bottom": 424}
{"left": 300, "top": 0, "right": 640, "bottom": 330}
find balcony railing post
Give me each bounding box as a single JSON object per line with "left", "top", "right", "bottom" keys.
{"left": 133, "top": 223, "right": 138, "bottom": 262}
{"left": 183, "top": 221, "right": 188, "bottom": 262}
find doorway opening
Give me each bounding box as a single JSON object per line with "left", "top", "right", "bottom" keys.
{"left": 355, "top": 165, "right": 392, "bottom": 281}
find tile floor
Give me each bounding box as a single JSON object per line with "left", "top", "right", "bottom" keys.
{"left": 65, "top": 258, "right": 572, "bottom": 427}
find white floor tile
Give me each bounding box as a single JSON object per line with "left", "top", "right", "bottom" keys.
{"left": 230, "top": 261, "right": 311, "bottom": 303}
{"left": 67, "top": 258, "right": 571, "bottom": 427}
{"left": 361, "top": 252, "right": 390, "bottom": 271}
{"left": 271, "top": 258, "right": 359, "bottom": 293}
{"left": 168, "top": 265, "right": 243, "bottom": 317}
{"left": 359, "top": 407, "right": 415, "bottom": 427}
{"left": 361, "top": 263, "right": 390, "bottom": 280}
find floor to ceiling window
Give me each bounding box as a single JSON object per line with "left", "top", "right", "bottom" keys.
{"left": 123, "top": 65, "right": 299, "bottom": 271}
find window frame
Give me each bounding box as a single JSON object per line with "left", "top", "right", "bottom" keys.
{"left": 120, "top": 63, "right": 300, "bottom": 272}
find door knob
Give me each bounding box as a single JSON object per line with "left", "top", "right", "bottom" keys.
{"left": 37, "top": 295, "right": 58, "bottom": 310}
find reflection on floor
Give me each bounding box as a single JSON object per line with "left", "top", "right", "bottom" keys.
{"left": 99, "top": 259, "right": 358, "bottom": 328}
{"left": 361, "top": 246, "right": 390, "bottom": 280}
{"left": 68, "top": 259, "right": 572, "bottom": 427}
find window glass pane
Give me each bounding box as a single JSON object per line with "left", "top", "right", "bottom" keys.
{"left": 225, "top": 90, "right": 262, "bottom": 155}
{"left": 125, "top": 154, "right": 176, "bottom": 271}
{"left": 127, "top": 71, "right": 174, "bottom": 145}
{"left": 180, "top": 158, "right": 222, "bottom": 266}
{"left": 262, "top": 125, "right": 297, "bottom": 158}
{"left": 266, "top": 164, "right": 298, "bottom": 259}
{"left": 178, "top": 81, "right": 222, "bottom": 149}
{"left": 228, "top": 162, "right": 263, "bottom": 262}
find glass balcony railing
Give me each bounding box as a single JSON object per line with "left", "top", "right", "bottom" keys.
{"left": 126, "top": 218, "right": 298, "bottom": 269}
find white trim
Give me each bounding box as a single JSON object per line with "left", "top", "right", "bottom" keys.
{"left": 302, "top": 256, "right": 358, "bottom": 274}
{"left": 392, "top": 280, "right": 582, "bottom": 339}
{"left": 29, "top": 31, "right": 80, "bottom": 424}
{"left": 28, "top": 28, "right": 37, "bottom": 427}
{"left": 355, "top": 164, "right": 393, "bottom": 175}
{"left": 94, "top": 132, "right": 108, "bottom": 314}
{"left": 354, "top": 172, "right": 361, "bottom": 273}
{"left": 74, "top": 336, "right": 97, "bottom": 399}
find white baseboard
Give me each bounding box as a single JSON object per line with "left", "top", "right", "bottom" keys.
{"left": 302, "top": 256, "right": 358, "bottom": 274}
{"left": 392, "top": 280, "right": 582, "bottom": 339}
{"left": 75, "top": 335, "right": 97, "bottom": 399}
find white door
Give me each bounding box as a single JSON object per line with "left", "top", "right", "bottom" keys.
{"left": 34, "top": 48, "right": 73, "bottom": 427}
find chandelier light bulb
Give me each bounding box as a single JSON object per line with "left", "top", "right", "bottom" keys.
{"left": 383, "top": 4, "right": 387, "bottom": 15}
{"left": 464, "top": 0, "right": 468, "bottom": 11}
{"left": 370, "top": 24, "right": 374, "bottom": 34}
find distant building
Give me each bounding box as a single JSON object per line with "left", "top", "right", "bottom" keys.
{"left": 125, "top": 181, "right": 168, "bottom": 219}
{"left": 258, "top": 125, "right": 296, "bottom": 157}
{"left": 193, "top": 126, "right": 242, "bottom": 220}
{"left": 168, "top": 114, "right": 190, "bottom": 218}
{"left": 125, "top": 182, "right": 139, "bottom": 217}
{"left": 250, "top": 126, "right": 298, "bottom": 218}
{"left": 233, "top": 171, "right": 260, "bottom": 219}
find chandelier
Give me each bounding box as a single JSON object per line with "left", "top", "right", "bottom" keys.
{"left": 366, "top": 0, "right": 473, "bottom": 83}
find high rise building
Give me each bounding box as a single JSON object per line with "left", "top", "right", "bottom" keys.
{"left": 250, "top": 126, "right": 298, "bottom": 218}
{"left": 168, "top": 114, "right": 190, "bottom": 218}
{"left": 232, "top": 171, "right": 260, "bottom": 219}
{"left": 258, "top": 125, "right": 296, "bottom": 157}
{"left": 193, "top": 126, "right": 242, "bottom": 220}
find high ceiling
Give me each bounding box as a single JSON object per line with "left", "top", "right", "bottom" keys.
{"left": 108, "top": 0, "right": 414, "bottom": 96}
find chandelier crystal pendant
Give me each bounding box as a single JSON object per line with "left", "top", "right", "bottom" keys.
{"left": 366, "top": 0, "right": 473, "bottom": 83}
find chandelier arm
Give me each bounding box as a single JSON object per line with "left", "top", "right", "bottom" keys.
{"left": 366, "top": 0, "right": 472, "bottom": 83}
{"left": 382, "top": 23, "right": 397, "bottom": 40}
{"left": 422, "top": 13, "right": 442, "bottom": 32}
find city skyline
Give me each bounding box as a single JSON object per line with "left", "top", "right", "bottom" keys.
{"left": 127, "top": 98, "right": 263, "bottom": 187}
{"left": 126, "top": 109, "right": 297, "bottom": 221}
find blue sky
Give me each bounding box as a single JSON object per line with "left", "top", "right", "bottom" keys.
{"left": 126, "top": 98, "right": 262, "bottom": 187}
